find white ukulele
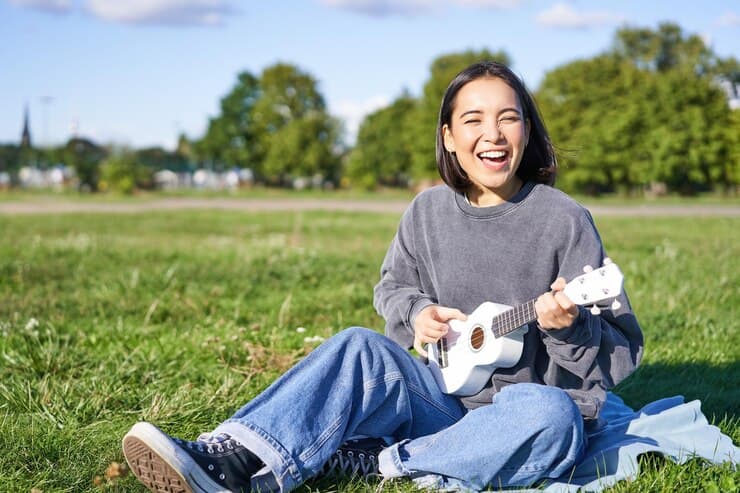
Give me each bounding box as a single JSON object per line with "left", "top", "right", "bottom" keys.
{"left": 427, "top": 260, "right": 624, "bottom": 396}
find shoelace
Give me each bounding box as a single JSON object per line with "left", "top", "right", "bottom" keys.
{"left": 321, "top": 448, "right": 380, "bottom": 479}
{"left": 178, "top": 433, "right": 242, "bottom": 452}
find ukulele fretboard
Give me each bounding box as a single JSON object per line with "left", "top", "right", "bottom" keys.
{"left": 491, "top": 299, "right": 537, "bottom": 337}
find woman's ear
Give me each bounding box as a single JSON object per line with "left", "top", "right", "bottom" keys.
{"left": 442, "top": 124, "right": 455, "bottom": 153}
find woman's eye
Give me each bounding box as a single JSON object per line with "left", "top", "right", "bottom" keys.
{"left": 464, "top": 119, "right": 480, "bottom": 125}
{"left": 499, "top": 116, "right": 519, "bottom": 124}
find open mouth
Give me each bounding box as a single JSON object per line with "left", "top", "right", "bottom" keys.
{"left": 477, "top": 150, "right": 508, "bottom": 165}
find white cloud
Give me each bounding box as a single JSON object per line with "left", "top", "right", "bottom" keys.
{"left": 9, "top": 0, "right": 72, "bottom": 14}
{"left": 85, "top": 0, "right": 238, "bottom": 27}
{"left": 321, "top": 0, "right": 438, "bottom": 17}
{"left": 454, "top": 0, "right": 521, "bottom": 8}
{"left": 331, "top": 95, "right": 390, "bottom": 143}
{"left": 536, "top": 2, "right": 623, "bottom": 29}
{"left": 321, "top": 0, "right": 520, "bottom": 17}
{"left": 715, "top": 11, "right": 740, "bottom": 27}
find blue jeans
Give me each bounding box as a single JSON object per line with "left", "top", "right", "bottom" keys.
{"left": 213, "top": 327, "right": 585, "bottom": 492}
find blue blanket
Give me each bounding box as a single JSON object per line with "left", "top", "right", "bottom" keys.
{"left": 412, "top": 393, "right": 739, "bottom": 492}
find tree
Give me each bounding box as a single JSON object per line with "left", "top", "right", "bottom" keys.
{"left": 194, "top": 63, "right": 340, "bottom": 185}
{"left": 345, "top": 93, "right": 415, "bottom": 189}
{"left": 0, "top": 144, "right": 20, "bottom": 173}
{"left": 63, "top": 137, "right": 106, "bottom": 191}
{"left": 642, "top": 71, "right": 732, "bottom": 193}
{"left": 407, "top": 49, "right": 512, "bottom": 182}
{"left": 538, "top": 23, "right": 737, "bottom": 195}
{"left": 136, "top": 146, "right": 189, "bottom": 172}
{"left": 537, "top": 55, "right": 650, "bottom": 193}
{"left": 253, "top": 63, "right": 335, "bottom": 183}
{"left": 99, "top": 148, "right": 153, "bottom": 194}
{"left": 196, "top": 71, "right": 261, "bottom": 171}
{"left": 613, "top": 22, "right": 713, "bottom": 74}
{"left": 262, "top": 112, "right": 342, "bottom": 186}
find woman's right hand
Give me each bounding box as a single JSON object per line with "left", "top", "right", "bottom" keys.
{"left": 413, "top": 305, "right": 467, "bottom": 358}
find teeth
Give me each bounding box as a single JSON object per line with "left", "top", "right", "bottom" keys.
{"left": 478, "top": 150, "right": 506, "bottom": 159}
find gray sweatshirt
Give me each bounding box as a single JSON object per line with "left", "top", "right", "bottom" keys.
{"left": 373, "top": 182, "right": 643, "bottom": 420}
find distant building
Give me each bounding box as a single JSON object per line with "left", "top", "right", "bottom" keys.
{"left": 20, "top": 104, "right": 32, "bottom": 148}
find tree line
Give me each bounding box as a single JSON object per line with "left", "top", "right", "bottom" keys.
{"left": 2, "top": 23, "right": 737, "bottom": 195}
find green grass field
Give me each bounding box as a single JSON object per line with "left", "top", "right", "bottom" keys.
{"left": 0, "top": 207, "right": 738, "bottom": 492}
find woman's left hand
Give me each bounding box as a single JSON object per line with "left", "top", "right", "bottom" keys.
{"left": 535, "top": 277, "right": 579, "bottom": 330}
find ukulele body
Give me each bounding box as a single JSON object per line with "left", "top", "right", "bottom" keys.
{"left": 426, "top": 301, "right": 528, "bottom": 396}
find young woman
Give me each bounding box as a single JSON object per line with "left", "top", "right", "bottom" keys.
{"left": 123, "top": 61, "right": 643, "bottom": 493}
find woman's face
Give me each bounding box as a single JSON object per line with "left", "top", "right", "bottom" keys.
{"left": 442, "top": 77, "right": 530, "bottom": 206}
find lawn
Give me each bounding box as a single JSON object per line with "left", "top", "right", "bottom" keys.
{"left": 0, "top": 208, "right": 737, "bottom": 492}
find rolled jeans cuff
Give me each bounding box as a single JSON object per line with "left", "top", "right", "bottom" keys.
{"left": 214, "top": 420, "right": 300, "bottom": 493}
{"left": 378, "top": 439, "right": 411, "bottom": 478}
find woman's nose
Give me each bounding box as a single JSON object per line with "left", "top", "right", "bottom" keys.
{"left": 482, "top": 119, "right": 503, "bottom": 142}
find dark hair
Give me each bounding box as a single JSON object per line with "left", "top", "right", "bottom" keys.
{"left": 436, "top": 61, "right": 556, "bottom": 193}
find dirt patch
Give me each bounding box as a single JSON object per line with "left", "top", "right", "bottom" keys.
{"left": 0, "top": 197, "right": 738, "bottom": 217}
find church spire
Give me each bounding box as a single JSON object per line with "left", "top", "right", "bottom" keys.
{"left": 21, "top": 104, "right": 32, "bottom": 148}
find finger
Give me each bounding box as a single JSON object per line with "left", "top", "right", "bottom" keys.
{"left": 420, "top": 320, "right": 449, "bottom": 337}
{"left": 553, "top": 291, "right": 578, "bottom": 316}
{"left": 550, "top": 277, "right": 567, "bottom": 291}
{"left": 413, "top": 337, "right": 428, "bottom": 358}
{"left": 535, "top": 293, "right": 562, "bottom": 329}
{"left": 434, "top": 307, "right": 468, "bottom": 322}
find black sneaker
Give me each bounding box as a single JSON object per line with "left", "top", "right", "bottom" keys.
{"left": 123, "top": 422, "right": 263, "bottom": 493}
{"left": 318, "top": 437, "right": 385, "bottom": 481}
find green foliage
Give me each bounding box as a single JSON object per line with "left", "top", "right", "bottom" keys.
{"left": 345, "top": 93, "right": 416, "bottom": 189}
{"left": 99, "top": 149, "right": 154, "bottom": 194}
{"left": 407, "top": 49, "right": 512, "bottom": 181}
{"left": 537, "top": 23, "right": 738, "bottom": 195}
{"left": 262, "top": 112, "right": 342, "bottom": 185}
{"left": 195, "top": 64, "right": 341, "bottom": 186}
{"left": 63, "top": 137, "right": 107, "bottom": 191}
{"left": 196, "top": 71, "right": 262, "bottom": 171}
{"left": 613, "top": 22, "right": 713, "bottom": 74}
{"left": 135, "top": 146, "right": 190, "bottom": 173}
{"left": 0, "top": 144, "right": 21, "bottom": 172}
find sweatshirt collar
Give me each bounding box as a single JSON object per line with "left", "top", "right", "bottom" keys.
{"left": 454, "top": 181, "right": 536, "bottom": 218}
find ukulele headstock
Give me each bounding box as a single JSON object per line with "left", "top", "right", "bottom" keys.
{"left": 563, "top": 258, "right": 624, "bottom": 314}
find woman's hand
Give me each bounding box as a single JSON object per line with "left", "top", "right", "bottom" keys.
{"left": 413, "top": 305, "right": 467, "bottom": 357}
{"left": 535, "top": 277, "right": 579, "bottom": 330}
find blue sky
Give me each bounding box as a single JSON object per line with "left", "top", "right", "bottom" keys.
{"left": 1, "top": 0, "right": 738, "bottom": 150}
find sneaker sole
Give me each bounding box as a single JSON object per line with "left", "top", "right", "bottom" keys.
{"left": 122, "top": 422, "right": 232, "bottom": 493}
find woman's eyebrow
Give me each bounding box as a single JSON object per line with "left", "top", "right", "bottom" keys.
{"left": 458, "top": 107, "right": 520, "bottom": 119}
{"left": 458, "top": 109, "right": 482, "bottom": 119}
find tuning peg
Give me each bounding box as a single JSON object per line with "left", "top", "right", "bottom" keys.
{"left": 604, "top": 257, "right": 613, "bottom": 265}
{"left": 611, "top": 299, "right": 622, "bottom": 310}
{"left": 583, "top": 265, "right": 593, "bottom": 273}
{"left": 590, "top": 305, "right": 601, "bottom": 315}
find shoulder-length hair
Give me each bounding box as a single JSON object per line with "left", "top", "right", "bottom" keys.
{"left": 436, "top": 61, "right": 557, "bottom": 193}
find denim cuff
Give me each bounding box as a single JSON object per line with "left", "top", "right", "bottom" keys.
{"left": 215, "top": 420, "right": 300, "bottom": 493}
{"left": 378, "top": 439, "right": 411, "bottom": 478}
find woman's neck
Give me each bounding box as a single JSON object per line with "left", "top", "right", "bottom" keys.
{"left": 466, "top": 178, "right": 524, "bottom": 207}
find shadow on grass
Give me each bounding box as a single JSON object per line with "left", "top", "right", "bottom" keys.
{"left": 615, "top": 360, "right": 739, "bottom": 421}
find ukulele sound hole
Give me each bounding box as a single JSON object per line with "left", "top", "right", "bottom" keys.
{"left": 470, "top": 325, "right": 485, "bottom": 351}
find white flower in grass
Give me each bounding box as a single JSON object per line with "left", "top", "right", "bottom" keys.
{"left": 303, "top": 335, "right": 325, "bottom": 344}
{"left": 295, "top": 327, "right": 307, "bottom": 333}
{"left": 25, "top": 318, "right": 39, "bottom": 331}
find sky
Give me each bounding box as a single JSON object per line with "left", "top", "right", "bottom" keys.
{"left": 1, "top": 0, "right": 738, "bottom": 151}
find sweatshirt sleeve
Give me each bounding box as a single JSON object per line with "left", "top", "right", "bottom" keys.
{"left": 373, "top": 207, "right": 435, "bottom": 350}
{"left": 538, "top": 210, "right": 644, "bottom": 420}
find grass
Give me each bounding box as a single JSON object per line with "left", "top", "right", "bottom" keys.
{"left": 0, "top": 207, "right": 738, "bottom": 492}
